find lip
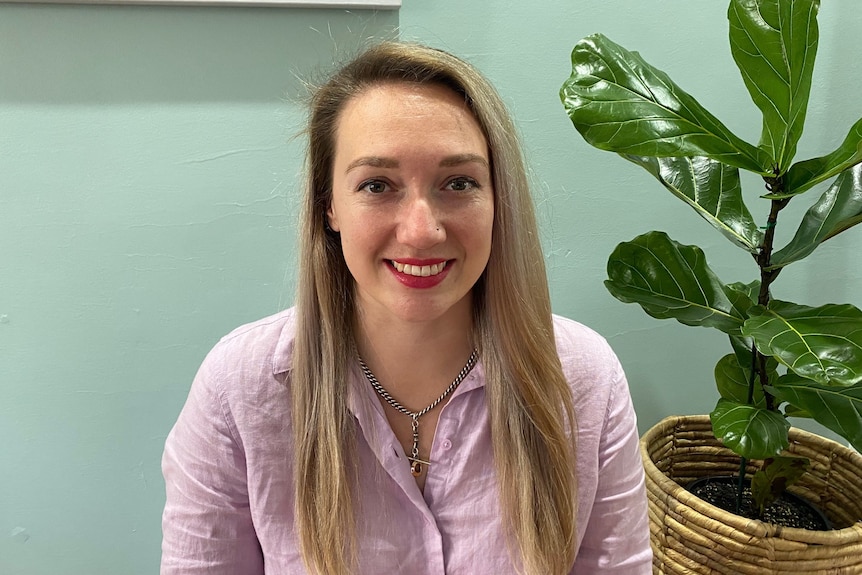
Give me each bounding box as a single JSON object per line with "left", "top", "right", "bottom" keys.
{"left": 391, "top": 258, "right": 448, "bottom": 266}
{"left": 387, "top": 258, "right": 452, "bottom": 289}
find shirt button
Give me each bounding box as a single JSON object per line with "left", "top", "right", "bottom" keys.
{"left": 441, "top": 439, "right": 452, "bottom": 450}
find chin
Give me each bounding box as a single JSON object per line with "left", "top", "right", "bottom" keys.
{"left": 391, "top": 306, "right": 451, "bottom": 324}
{"left": 394, "top": 295, "right": 472, "bottom": 325}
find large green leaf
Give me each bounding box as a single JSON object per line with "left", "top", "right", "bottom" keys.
{"left": 605, "top": 231, "right": 746, "bottom": 334}
{"left": 730, "top": 333, "right": 759, "bottom": 372}
{"left": 561, "top": 34, "right": 772, "bottom": 174}
{"left": 728, "top": 326, "right": 780, "bottom": 396}
{"left": 768, "top": 374, "right": 862, "bottom": 452}
{"left": 710, "top": 398, "right": 790, "bottom": 459}
{"left": 715, "top": 353, "right": 768, "bottom": 408}
{"left": 728, "top": 0, "right": 820, "bottom": 170}
{"left": 782, "top": 117, "right": 862, "bottom": 197}
{"left": 784, "top": 403, "right": 813, "bottom": 418}
{"left": 727, "top": 280, "right": 762, "bottom": 305}
{"left": 770, "top": 163, "right": 862, "bottom": 268}
{"left": 723, "top": 281, "right": 760, "bottom": 320}
{"left": 743, "top": 301, "right": 862, "bottom": 385}
{"left": 623, "top": 155, "right": 763, "bottom": 252}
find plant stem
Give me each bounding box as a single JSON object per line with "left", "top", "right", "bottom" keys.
{"left": 736, "top": 169, "right": 790, "bottom": 515}
{"left": 736, "top": 456, "right": 747, "bottom": 514}
{"left": 752, "top": 171, "right": 789, "bottom": 409}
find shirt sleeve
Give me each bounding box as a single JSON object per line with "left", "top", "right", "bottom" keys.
{"left": 574, "top": 361, "right": 652, "bottom": 574}
{"left": 160, "top": 348, "right": 264, "bottom": 575}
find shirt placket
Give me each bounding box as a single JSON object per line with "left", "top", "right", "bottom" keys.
{"left": 347, "top": 362, "right": 447, "bottom": 574}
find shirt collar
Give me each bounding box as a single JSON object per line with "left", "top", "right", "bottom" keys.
{"left": 271, "top": 310, "right": 297, "bottom": 376}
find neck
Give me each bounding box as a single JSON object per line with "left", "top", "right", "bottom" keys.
{"left": 354, "top": 308, "right": 475, "bottom": 406}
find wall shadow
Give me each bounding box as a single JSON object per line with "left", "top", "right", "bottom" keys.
{"left": 0, "top": 4, "right": 398, "bottom": 104}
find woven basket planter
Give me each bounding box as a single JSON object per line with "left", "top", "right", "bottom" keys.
{"left": 641, "top": 415, "right": 862, "bottom": 574}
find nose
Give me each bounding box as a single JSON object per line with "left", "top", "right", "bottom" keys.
{"left": 396, "top": 193, "right": 446, "bottom": 250}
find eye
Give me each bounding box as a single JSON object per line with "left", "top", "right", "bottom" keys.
{"left": 359, "top": 179, "right": 390, "bottom": 194}
{"left": 445, "top": 177, "right": 480, "bottom": 192}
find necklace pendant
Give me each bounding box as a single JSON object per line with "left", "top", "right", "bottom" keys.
{"left": 358, "top": 350, "right": 478, "bottom": 482}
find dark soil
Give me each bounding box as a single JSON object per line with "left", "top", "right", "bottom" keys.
{"left": 687, "top": 477, "right": 830, "bottom": 531}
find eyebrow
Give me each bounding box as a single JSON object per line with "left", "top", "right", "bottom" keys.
{"left": 439, "top": 153, "right": 490, "bottom": 169}
{"left": 345, "top": 153, "right": 489, "bottom": 173}
{"left": 345, "top": 156, "right": 399, "bottom": 172}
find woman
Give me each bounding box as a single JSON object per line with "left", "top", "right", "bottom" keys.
{"left": 161, "top": 41, "right": 651, "bottom": 574}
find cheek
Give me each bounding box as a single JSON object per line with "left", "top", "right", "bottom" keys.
{"left": 451, "top": 201, "right": 494, "bottom": 263}
{"left": 328, "top": 197, "right": 356, "bottom": 238}
{"left": 474, "top": 201, "right": 495, "bottom": 247}
{"left": 339, "top": 217, "right": 384, "bottom": 256}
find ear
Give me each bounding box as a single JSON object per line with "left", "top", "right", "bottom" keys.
{"left": 326, "top": 202, "right": 340, "bottom": 232}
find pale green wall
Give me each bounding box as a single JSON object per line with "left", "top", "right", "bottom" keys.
{"left": 2, "top": 1, "right": 860, "bottom": 573}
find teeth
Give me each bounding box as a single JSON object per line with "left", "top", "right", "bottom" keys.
{"left": 392, "top": 260, "right": 447, "bottom": 277}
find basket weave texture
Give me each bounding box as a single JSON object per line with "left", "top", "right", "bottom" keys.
{"left": 641, "top": 415, "right": 862, "bottom": 574}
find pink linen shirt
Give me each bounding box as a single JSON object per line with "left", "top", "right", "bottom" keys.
{"left": 161, "top": 308, "right": 652, "bottom": 574}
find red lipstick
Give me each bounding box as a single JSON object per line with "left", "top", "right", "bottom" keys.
{"left": 388, "top": 259, "right": 451, "bottom": 289}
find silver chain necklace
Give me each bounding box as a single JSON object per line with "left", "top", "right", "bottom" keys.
{"left": 357, "top": 350, "right": 478, "bottom": 477}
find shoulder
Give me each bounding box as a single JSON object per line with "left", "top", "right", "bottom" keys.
{"left": 205, "top": 307, "right": 298, "bottom": 378}
{"left": 551, "top": 314, "right": 620, "bottom": 374}
{"left": 180, "top": 308, "right": 300, "bottom": 449}
{"left": 217, "top": 307, "right": 297, "bottom": 354}
{"left": 551, "top": 314, "right": 627, "bottom": 421}
{"left": 192, "top": 308, "right": 298, "bottom": 421}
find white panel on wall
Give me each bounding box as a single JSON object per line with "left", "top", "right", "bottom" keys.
{"left": 4, "top": 0, "right": 399, "bottom": 7}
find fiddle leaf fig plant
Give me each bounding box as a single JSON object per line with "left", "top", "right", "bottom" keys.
{"left": 561, "top": 0, "right": 862, "bottom": 516}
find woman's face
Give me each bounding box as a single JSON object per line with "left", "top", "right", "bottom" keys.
{"left": 327, "top": 82, "right": 494, "bottom": 328}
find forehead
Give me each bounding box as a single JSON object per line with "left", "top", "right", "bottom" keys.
{"left": 333, "top": 82, "right": 488, "bottom": 151}
{"left": 343, "top": 80, "right": 471, "bottom": 115}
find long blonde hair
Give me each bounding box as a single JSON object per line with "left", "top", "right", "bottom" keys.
{"left": 291, "top": 41, "right": 577, "bottom": 575}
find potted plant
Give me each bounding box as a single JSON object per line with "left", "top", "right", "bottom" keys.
{"left": 561, "top": 0, "right": 862, "bottom": 572}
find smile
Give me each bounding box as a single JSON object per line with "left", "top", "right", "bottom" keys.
{"left": 390, "top": 260, "right": 448, "bottom": 277}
